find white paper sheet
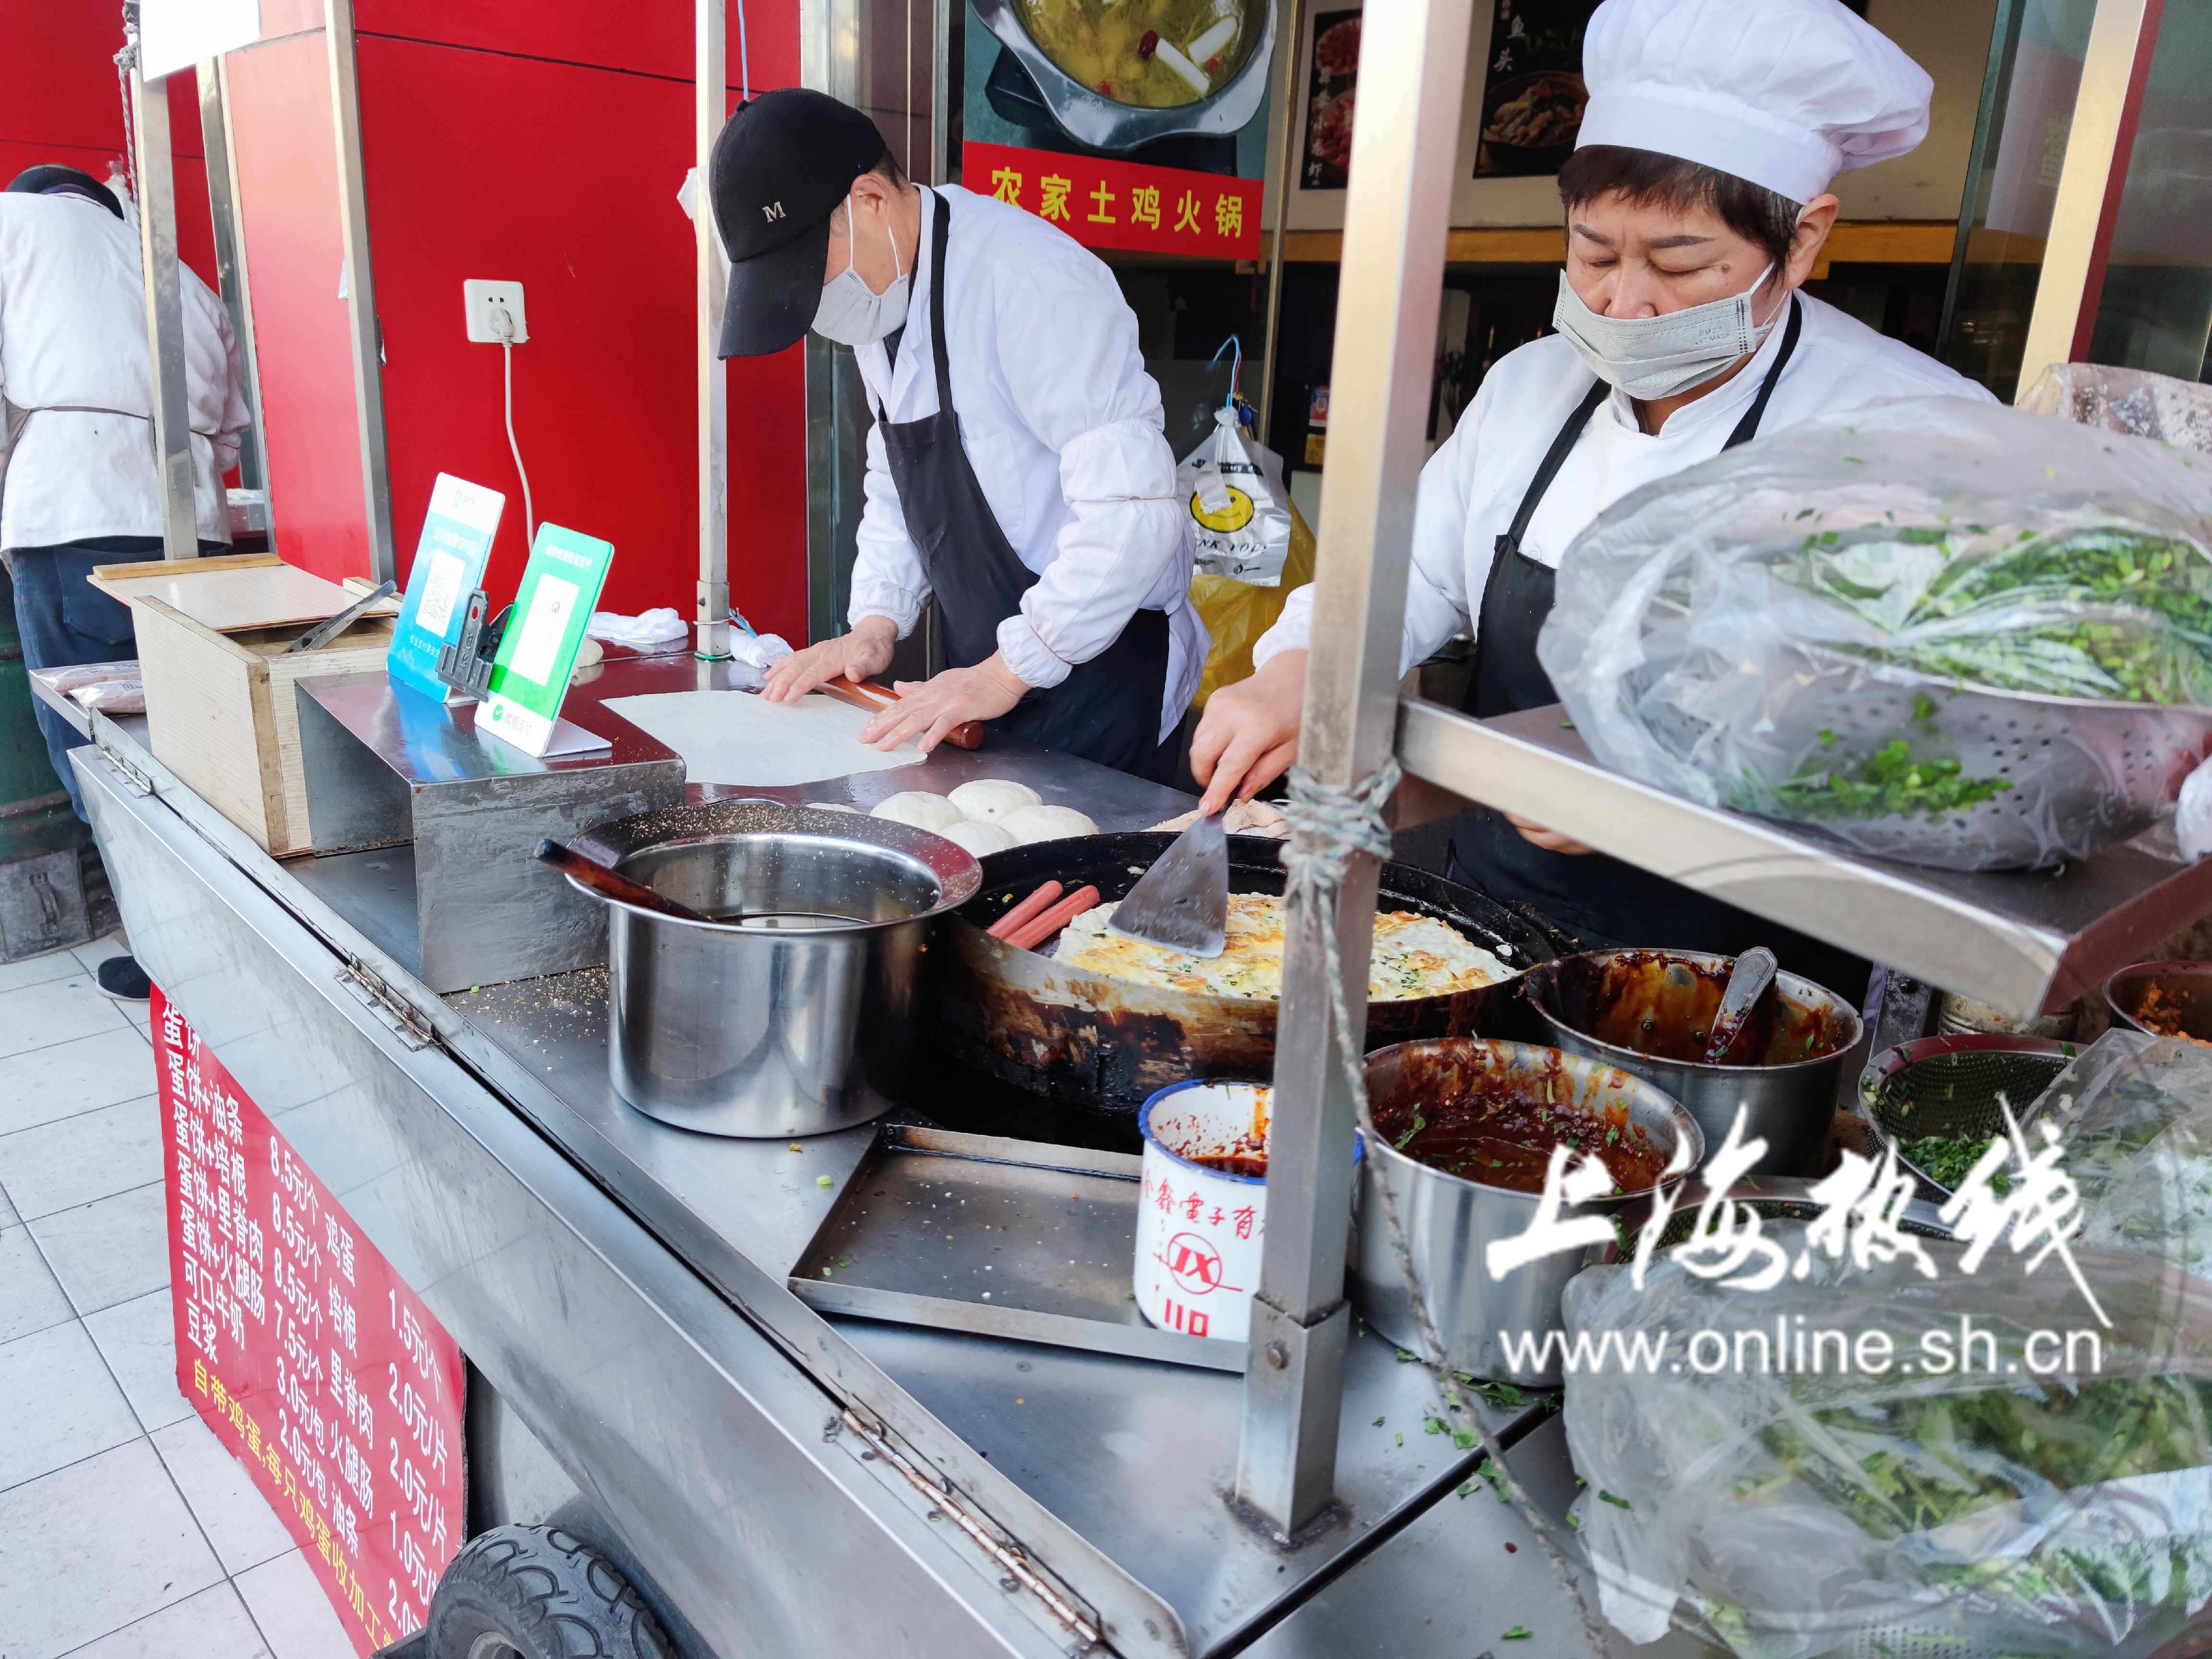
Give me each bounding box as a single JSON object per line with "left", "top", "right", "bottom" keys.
{"left": 603, "top": 689, "right": 925, "bottom": 786}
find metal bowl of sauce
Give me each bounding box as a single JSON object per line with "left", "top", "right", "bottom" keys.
{"left": 1351, "top": 1038, "right": 1701, "bottom": 1385}
{"left": 1520, "top": 949, "right": 1862, "bottom": 1178}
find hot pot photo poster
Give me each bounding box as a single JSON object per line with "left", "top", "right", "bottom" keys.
{"left": 962, "top": 0, "right": 1275, "bottom": 259}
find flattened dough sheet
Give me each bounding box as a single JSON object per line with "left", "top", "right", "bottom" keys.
{"left": 603, "top": 689, "right": 925, "bottom": 786}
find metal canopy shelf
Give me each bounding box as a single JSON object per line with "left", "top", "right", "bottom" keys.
{"left": 1396, "top": 696, "right": 2212, "bottom": 1018}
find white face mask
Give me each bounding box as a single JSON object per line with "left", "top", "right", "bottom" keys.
{"left": 1551, "top": 263, "right": 1782, "bottom": 400}
{"left": 812, "top": 196, "right": 910, "bottom": 346}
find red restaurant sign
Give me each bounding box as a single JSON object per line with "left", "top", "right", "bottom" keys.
{"left": 964, "top": 140, "right": 1262, "bottom": 261}
{"left": 155, "top": 989, "right": 466, "bottom": 1655}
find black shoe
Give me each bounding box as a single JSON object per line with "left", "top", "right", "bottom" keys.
{"left": 96, "top": 954, "right": 152, "bottom": 1001}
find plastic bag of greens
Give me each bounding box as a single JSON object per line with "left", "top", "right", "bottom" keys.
{"left": 1561, "top": 1028, "right": 2212, "bottom": 1658}
{"left": 1538, "top": 397, "right": 2212, "bottom": 870}
{"left": 2020, "top": 362, "right": 2212, "bottom": 457}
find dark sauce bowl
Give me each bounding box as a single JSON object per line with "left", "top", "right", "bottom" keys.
{"left": 1351, "top": 1038, "right": 1701, "bottom": 1384}
{"left": 1520, "top": 950, "right": 1862, "bottom": 1179}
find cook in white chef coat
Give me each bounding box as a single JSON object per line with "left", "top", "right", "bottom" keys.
{"left": 709, "top": 90, "right": 1202, "bottom": 781}
{"left": 2, "top": 165, "right": 247, "bottom": 806}
{"left": 1191, "top": 0, "right": 1995, "bottom": 967}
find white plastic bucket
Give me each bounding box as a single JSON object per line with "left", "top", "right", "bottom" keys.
{"left": 1134, "top": 1080, "right": 1270, "bottom": 1344}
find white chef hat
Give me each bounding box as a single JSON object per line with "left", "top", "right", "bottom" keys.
{"left": 1575, "top": 0, "right": 1934, "bottom": 205}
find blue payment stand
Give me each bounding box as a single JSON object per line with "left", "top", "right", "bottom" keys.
{"left": 387, "top": 474, "right": 505, "bottom": 701}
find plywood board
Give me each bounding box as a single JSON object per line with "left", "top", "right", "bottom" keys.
{"left": 91, "top": 556, "right": 400, "bottom": 633}
{"left": 603, "top": 689, "right": 926, "bottom": 787}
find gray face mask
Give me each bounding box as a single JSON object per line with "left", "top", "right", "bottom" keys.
{"left": 1551, "top": 263, "right": 1781, "bottom": 400}
{"left": 812, "top": 196, "right": 910, "bottom": 346}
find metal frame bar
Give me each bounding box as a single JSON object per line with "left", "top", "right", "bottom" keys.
{"left": 1236, "top": 0, "right": 1475, "bottom": 1538}
{"left": 198, "top": 57, "right": 269, "bottom": 500}
{"left": 2014, "top": 0, "right": 2165, "bottom": 400}
{"left": 325, "top": 0, "right": 397, "bottom": 581}
{"left": 697, "top": 0, "right": 733, "bottom": 661}
{"left": 1256, "top": 0, "right": 1306, "bottom": 439}
{"left": 130, "top": 57, "right": 202, "bottom": 562}
{"left": 1934, "top": 0, "right": 2024, "bottom": 362}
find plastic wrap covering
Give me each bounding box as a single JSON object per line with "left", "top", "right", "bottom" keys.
{"left": 1561, "top": 1032, "right": 2212, "bottom": 1658}
{"left": 2021, "top": 363, "right": 2212, "bottom": 457}
{"left": 1539, "top": 397, "right": 2212, "bottom": 870}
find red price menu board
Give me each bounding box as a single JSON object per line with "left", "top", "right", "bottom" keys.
{"left": 964, "top": 141, "right": 1262, "bottom": 261}
{"left": 154, "top": 988, "right": 467, "bottom": 1655}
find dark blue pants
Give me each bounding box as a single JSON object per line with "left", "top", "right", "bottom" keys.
{"left": 9, "top": 537, "right": 212, "bottom": 822}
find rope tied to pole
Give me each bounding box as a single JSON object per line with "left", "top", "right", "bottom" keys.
{"left": 1276, "top": 757, "right": 1610, "bottom": 1659}
{"left": 115, "top": 3, "right": 141, "bottom": 208}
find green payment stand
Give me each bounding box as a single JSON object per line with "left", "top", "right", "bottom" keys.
{"left": 479, "top": 524, "right": 615, "bottom": 758}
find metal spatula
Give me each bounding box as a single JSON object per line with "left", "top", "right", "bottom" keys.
{"left": 1108, "top": 812, "right": 1227, "bottom": 957}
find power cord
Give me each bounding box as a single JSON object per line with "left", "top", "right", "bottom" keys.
{"left": 492, "top": 303, "right": 536, "bottom": 548}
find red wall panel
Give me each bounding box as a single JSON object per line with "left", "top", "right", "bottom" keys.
{"left": 227, "top": 33, "right": 371, "bottom": 581}
{"left": 356, "top": 35, "right": 807, "bottom": 636}
{"left": 0, "top": 0, "right": 218, "bottom": 289}
{"left": 353, "top": 0, "right": 799, "bottom": 96}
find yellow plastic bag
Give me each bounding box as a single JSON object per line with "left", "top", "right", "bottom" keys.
{"left": 1189, "top": 497, "right": 1316, "bottom": 708}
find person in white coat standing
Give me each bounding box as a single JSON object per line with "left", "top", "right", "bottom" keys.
{"left": 1, "top": 163, "right": 247, "bottom": 998}
{"left": 1189, "top": 0, "right": 1995, "bottom": 987}
{"left": 710, "top": 90, "right": 1202, "bottom": 782}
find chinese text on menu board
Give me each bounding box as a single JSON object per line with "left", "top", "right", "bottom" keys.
{"left": 964, "top": 141, "right": 1262, "bottom": 261}
{"left": 155, "top": 989, "right": 466, "bottom": 1655}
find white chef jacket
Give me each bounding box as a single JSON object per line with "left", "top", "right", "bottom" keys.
{"left": 0, "top": 192, "right": 247, "bottom": 552}
{"left": 1255, "top": 292, "right": 1996, "bottom": 675}
{"left": 848, "top": 186, "right": 1202, "bottom": 744}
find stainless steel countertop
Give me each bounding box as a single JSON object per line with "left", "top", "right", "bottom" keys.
{"left": 254, "top": 655, "right": 1551, "bottom": 1657}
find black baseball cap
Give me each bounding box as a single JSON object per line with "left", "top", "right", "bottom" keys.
{"left": 711, "top": 89, "right": 889, "bottom": 358}
{"left": 7, "top": 164, "right": 122, "bottom": 220}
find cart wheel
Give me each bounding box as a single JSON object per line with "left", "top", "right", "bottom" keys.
{"left": 423, "top": 1525, "right": 675, "bottom": 1659}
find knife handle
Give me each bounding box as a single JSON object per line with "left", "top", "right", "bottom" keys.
{"left": 818, "top": 677, "right": 985, "bottom": 750}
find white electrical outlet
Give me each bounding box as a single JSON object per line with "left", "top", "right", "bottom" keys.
{"left": 463, "top": 279, "right": 528, "bottom": 344}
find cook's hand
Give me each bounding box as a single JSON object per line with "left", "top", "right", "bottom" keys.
{"left": 1508, "top": 812, "right": 1593, "bottom": 855}
{"left": 762, "top": 615, "right": 897, "bottom": 702}
{"left": 1191, "top": 649, "right": 1305, "bottom": 817}
{"left": 862, "top": 653, "right": 1028, "bottom": 752}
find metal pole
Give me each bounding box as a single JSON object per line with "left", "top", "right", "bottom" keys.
{"left": 1933, "top": 0, "right": 2023, "bottom": 364}
{"left": 1234, "top": 0, "right": 1474, "bottom": 1539}
{"left": 2013, "top": 0, "right": 2164, "bottom": 399}
{"left": 198, "top": 57, "right": 267, "bottom": 497}
{"left": 325, "top": 0, "right": 397, "bottom": 582}
{"left": 130, "top": 57, "right": 201, "bottom": 562}
{"left": 1255, "top": 0, "right": 1305, "bottom": 440}
{"left": 697, "top": 0, "right": 733, "bottom": 661}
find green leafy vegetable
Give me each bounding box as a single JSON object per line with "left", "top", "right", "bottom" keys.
{"left": 1758, "top": 738, "right": 2012, "bottom": 823}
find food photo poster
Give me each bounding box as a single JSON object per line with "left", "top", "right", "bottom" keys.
{"left": 961, "top": 0, "right": 1275, "bottom": 259}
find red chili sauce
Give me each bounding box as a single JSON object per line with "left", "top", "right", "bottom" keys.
{"left": 1188, "top": 1146, "right": 1268, "bottom": 1177}
{"left": 1370, "top": 1052, "right": 1668, "bottom": 1195}
{"left": 1543, "top": 951, "right": 1848, "bottom": 1068}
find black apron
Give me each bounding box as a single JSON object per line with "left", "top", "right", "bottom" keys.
{"left": 875, "top": 192, "right": 1176, "bottom": 781}
{"left": 1443, "top": 299, "right": 1866, "bottom": 1000}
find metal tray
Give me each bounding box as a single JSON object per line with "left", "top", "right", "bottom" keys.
{"left": 788, "top": 1123, "right": 1247, "bottom": 1372}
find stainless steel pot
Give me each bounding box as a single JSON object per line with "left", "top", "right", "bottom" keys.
{"left": 973, "top": 0, "right": 1277, "bottom": 150}
{"left": 1350, "top": 1039, "right": 1702, "bottom": 1385}
{"left": 1520, "top": 950, "right": 1861, "bottom": 1178}
{"left": 565, "top": 802, "right": 980, "bottom": 1138}
{"left": 2104, "top": 958, "right": 2212, "bottom": 1042}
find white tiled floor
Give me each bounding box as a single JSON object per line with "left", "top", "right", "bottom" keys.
{"left": 0, "top": 937, "right": 355, "bottom": 1659}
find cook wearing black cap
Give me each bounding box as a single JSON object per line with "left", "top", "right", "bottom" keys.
{"left": 718, "top": 90, "right": 1203, "bottom": 781}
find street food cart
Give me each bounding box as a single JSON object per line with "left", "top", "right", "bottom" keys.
{"left": 67, "top": 0, "right": 2212, "bottom": 1653}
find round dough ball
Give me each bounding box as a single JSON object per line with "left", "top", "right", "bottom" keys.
{"left": 869, "top": 791, "right": 963, "bottom": 833}
{"left": 947, "top": 779, "right": 1042, "bottom": 822}
{"left": 939, "top": 818, "right": 1017, "bottom": 856}
{"left": 999, "top": 804, "right": 1100, "bottom": 845}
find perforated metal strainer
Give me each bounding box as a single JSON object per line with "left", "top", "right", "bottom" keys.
{"left": 1859, "top": 1033, "right": 2079, "bottom": 1202}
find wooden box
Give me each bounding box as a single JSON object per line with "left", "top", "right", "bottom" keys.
{"left": 91, "top": 555, "right": 398, "bottom": 857}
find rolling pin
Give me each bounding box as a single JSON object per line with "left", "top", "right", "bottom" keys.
{"left": 815, "top": 677, "right": 985, "bottom": 751}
